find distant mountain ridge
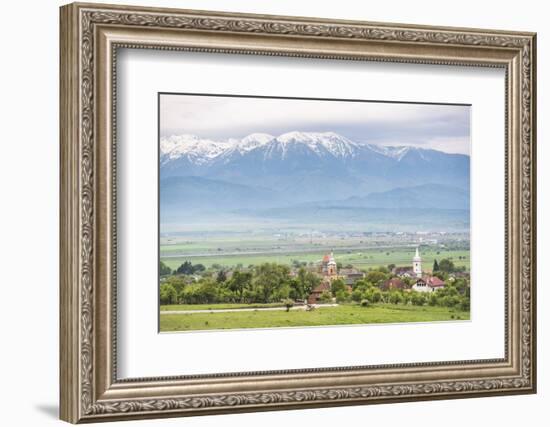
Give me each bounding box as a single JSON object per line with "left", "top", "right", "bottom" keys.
{"left": 161, "top": 176, "right": 284, "bottom": 211}
{"left": 160, "top": 131, "right": 470, "bottom": 203}
{"left": 340, "top": 183, "right": 470, "bottom": 210}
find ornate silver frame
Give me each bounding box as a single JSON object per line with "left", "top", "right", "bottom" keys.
{"left": 60, "top": 2, "right": 537, "bottom": 423}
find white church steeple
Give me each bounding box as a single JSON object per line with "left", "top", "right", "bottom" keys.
{"left": 413, "top": 247, "right": 422, "bottom": 278}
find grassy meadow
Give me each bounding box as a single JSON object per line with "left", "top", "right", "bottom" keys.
{"left": 160, "top": 303, "right": 470, "bottom": 332}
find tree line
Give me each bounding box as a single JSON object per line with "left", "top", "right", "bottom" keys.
{"left": 160, "top": 262, "right": 320, "bottom": 305}
{"left": 159, "top": 261, "right": 470, "bottom": 311}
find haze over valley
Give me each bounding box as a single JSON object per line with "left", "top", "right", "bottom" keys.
{"left": 160, "top": 131, "right": 470, "bottom": 235}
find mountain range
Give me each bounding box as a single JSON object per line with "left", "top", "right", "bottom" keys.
{"left": 160, "top": 131, "right": 470, "bottom": 228}
{"left": 160, "top": 131, "right": 469, "bottom": 204}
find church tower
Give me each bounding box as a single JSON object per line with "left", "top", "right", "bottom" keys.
{"left": 327, "top": 252, "right": 337, "bottom": 277}
{"left": 413, "top": 247, "right": 422, "bottom": 278}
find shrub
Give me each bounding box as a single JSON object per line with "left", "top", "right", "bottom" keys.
{"left": 389, "top": 292, "right": 403, "bottom": 305}
{"left": 360, "top": 299, "right": 370, "bottom": 307}
{"left": 319, "top": 291, "right": 333, "bottom": 303}
{"left": 369, "top": 289, "right": 382, "bottom": 303}
{"left": 335, "top": 290, "right": 350, "bottom": 303}
{"left": 428, "top": 294, "right": 438, "bottom": 306}
{"left": 411, "top": 292, "right": 427, "bottom": 306}
{"left": 351, "top": 289, "right": 363, "bottom": 303}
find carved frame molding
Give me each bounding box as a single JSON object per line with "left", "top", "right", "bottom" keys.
{"left": 60, "top": 2, "right": 536, "bottom": 423}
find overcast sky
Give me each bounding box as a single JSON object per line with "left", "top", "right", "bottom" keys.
{"left": 160, "top": 93, "right": 471, "bottom": 155}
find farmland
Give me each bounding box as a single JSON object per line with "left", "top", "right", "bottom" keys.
{"left": 160, "top": 303, "right": 470, "bottom": 332}
{"left": 160, "top": 230, "right": 470, "bottom": 272}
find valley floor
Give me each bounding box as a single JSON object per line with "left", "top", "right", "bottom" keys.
{"left": 159, "top": 303, "right": 470, "bottom": 332}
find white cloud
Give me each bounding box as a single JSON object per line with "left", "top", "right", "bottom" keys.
{"left": 160, "top": 94, "right": 470, "bottom": 154}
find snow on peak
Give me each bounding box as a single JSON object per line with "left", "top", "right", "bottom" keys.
{"left": 160, "top": 134, "right": 227, "bottom": 164}
{"left": 160, "top": 131, "right": 435, "bottom": 166}
{"left": 241, "top": 133, "right": 274, "bottom": 145}
{"left": 235, "top": 133, "right": 274, "bottom": 152}
{"left": 275, "top": 131, "right": 358, "bottom": 158}
{"left": 367, "top": 144, "right": 416, "bottom": 161}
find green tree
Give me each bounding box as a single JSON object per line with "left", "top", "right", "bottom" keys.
{"left": 162, "top": 275, "right": 187, "bottom": 295}
{"left": 438, "top": 258, "right": 455, "bottom": 273}
{"left": 330, "top": 278, "right": 346, "bottom": 296}
{"left": 291, "top": 267, "right": 320, "bottom": 300}
{"left": 433, "top": 259, "right": 439, "bottom": 272}
{"left": 193, "top": 263, "right": 206, "bottom": 274}
{"left": 159, "top": 261, "right": 172, "bottom": 276}
{"left": 159, "top": 283, "right": 177, "bottom": 305}
{"left": 253, "top": 263, "right": 291, "bottom": 303}
{"left": 402, "top": 277, "right": 413, "bottom": 288}
{"left": 216, "top": 270, "right": 227, "bottom": 283}
{"left": 228, "top": 270, "right": 252, "bottom": 302}
{"left": 195, "top": 279, "right": 218, "bottom": 304}
{"left": 365, "top": 270, "right": 388, "bottom": 286}
{"left": 176, "top": 261, "right": 194, "bottom": 275}
{"left": 176, "top": 261, "right": 206, "bottom": 275}
{"left": 351, "top": 278, "right": 373, "bottom": 291}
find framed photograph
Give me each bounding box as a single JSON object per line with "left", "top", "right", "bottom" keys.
{"left": 60, "top": 2, "right": 537, "bottom": 423}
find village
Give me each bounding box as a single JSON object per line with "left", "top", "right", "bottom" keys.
{"left": 159, "top": 245, "right": 471, "bottom": 329}
{"left": 294, "top": 247, "right": 470, "bottom": 306}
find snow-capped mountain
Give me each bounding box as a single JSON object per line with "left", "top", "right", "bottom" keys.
{"left": 367, "top": 144, "right": 416, "bottom": 161}
{"left": 160, "top": 131, "right": 465, "bottom": 166}
{"left": 160, "top": 131, "right": 470, "bottom": 210}
{"left": 160, "top": 134, "right": 227, "bottom": 165}
{"left": 160, "top": 131, "right": 364, "bottom": 165}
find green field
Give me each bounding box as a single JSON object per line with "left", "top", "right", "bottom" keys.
{"left": 161, "top": 246, "right": 470, "bottom": 272}
{"left": 159, "top": 304, "right": 470, "bottom": 332}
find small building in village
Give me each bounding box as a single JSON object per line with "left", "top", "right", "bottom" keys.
{"left": 307, "top": 282, "right": 331, "bottom": 305}
{"left": 339, "top": 267, "right": 365, "bottom": 286}
{"left": 412, "top": 275, "right": 445, "bottom": 292}
{"left": 380, "top": 277, "right": 407, "bottom": 291}
{"left": 392, "top": 266, "right": 415, "bottom": 278}
{"left": 391, "top": 247, "right": 446, "bottom": 293}
{"left": 393, "top": 247, "right": 423, "bottom": 278}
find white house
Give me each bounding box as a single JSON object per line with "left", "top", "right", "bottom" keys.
{"left": 412, "top": 275, "right": 446, "bottom": 293}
